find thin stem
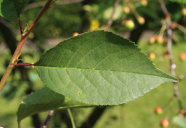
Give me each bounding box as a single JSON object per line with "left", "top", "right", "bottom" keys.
{"left": 67, "top": 109, "right": 76, "bottom": 128}
{"left": 175, "top": 23, "right": 186, "bottom": 34}
{"left": 41, "top": 110, "right": 54, "bottom": 128}
{"left": 18, "top": 18, "right": 24, "bottom": 37}
{"left": 15, "top": 63, "right": 34, "bottom": 67}
{"left": 0, "top": 0, "right": 54, "bottom": 92}
{"left": 159, "top": 21, "right": 166, "bottom": 35}
{"left": 28, "top": 0, "right": 53, "bottom": 32}
{"left": 158, "top": 0, "right": 168, "bottom": 15}
{"left": 162, "top": 96, "right": 175, "bottom": 109}
{"left": 105, "top": 0, "right": 120, "bottom": 30}
{"left": 157, "top": 0, "right": 183, "bottom": 109}
{"left": 128, "top": 4, "right": 140, "bottom": 18}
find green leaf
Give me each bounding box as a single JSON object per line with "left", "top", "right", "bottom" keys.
{"left": 17, "top": 87, "right": 87, "bottom": 123}
{"left": 0, "top": 0, "right": 29, "bottom": 20}
{"left": 169, "top": 0, "right": 186, "bottom": 4}
{"left": 173, "top": 116, "right": 186, "bottom": 128}
{"left": 103, "top": 5, "right": 123, "bottom": 20}
{"left": 0, "top": 0, "right": 17, "bottom": 20}
{"left": 35, "top": 30, "right": 177, "bottom": 105}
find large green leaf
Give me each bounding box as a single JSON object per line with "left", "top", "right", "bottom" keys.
{"left": 35, "top": 30, "right": 177, "bottom": 105}
{"left": 17, "top": 87, "right": 87, "bottom": 122}
{"left": 0, "top": 0, "right": 29, "bottom": 20}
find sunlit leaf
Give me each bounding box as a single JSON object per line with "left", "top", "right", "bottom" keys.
{"left": 35, "top": 30, "right": 177, "bottom": 105}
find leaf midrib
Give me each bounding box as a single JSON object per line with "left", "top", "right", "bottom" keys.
{"left": 36, "top": 66, "right": 176, "bottom": 81}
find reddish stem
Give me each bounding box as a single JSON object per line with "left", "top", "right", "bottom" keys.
{"left": 28, "top": 0, "right": 53, "bottom": 33}
{"left": 15, "top": 63, "right": 34, "bottom": 67}
{"left": 0, "top": 0, "right": 53, "bottom": 91}
{"left": 18, "top": 18, "right": 24, "bottom": 36}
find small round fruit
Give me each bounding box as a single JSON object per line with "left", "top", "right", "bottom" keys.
{"left": 182, "top": 8, "right": 186, "bottom": 16}
{"left": 72, "top": 32, "right": 79, "bottom": 37}
{"left": 28, "top": 32, "right": 34, "bottom": 39}
{"left": 149, "top": 37, "right": 155, "bottom": 44}
{"left": 141, "top": 0, "right": 148, "bottom": 6}
{"left": 160, "top": 119, "right": 169, "bottom": 128}
{"left": 179, "top": 109, "right": 185, "bottom": 117}
{"left": 123, "top": 6, "right": 130, "bottom": 14}
{"left": 156, "top": 35, "right": 164, "bottom": 44}
{"left": 138, "top": 16, "right": 145, "bottom": 25}
{"left": 171, "top": 22, "right": 177, "bottom": 29}
{"left": 179, "top": 52, "right": 186, "bottom": 61}
{"left": 16, "top": 35, "right": 21, "bottom": 41}
{"left": 83, "top": 5, "right": 92, "bottom": 12}
{"left": 123, "top": 20, "right": 135, "bottom": 30}
{"left": 155, "top": 106, "right": 163, "bottom": 114}
{"left": 149, "top": 52, "right": 156, "bottom": 60}
{"left": 163, "top": 40, "right": 168, "bottom": 45}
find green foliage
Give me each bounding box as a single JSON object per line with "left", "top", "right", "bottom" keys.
{"left": 14, "top": 0, "right": 29, "bottom": 15}
{"left": 169, "top": 0, "right": 186, "bottom": 4}
{"left": 17, "top": 87, "right": 86, "bottom": 123}
{"left": 0, "top": 0, "right": 29, "bottom": 20}
{"left": 173, "top": 116, "right": 186, "bottom": 128}
{"left": 21, "top": 4, "right": 83, "bottom": 43}
{"left": 35, "top": 30, "right": 176, "bottom": 105}
{"left": 0, "top": 83, "right": 17, "bottom": 101}
{"left": 0, "top": 0, "right": 185, "bottom": 127}
{"left": 103, "top": 5, "right": 123, "bottom": 20}
{"left": 0, "top": 0, "right": 17, "bottom": 20}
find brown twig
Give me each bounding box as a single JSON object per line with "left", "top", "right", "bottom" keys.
{"left": 158, "top": 0, "right": 168, "bottom": 15}
{"left": 41, "top": 110, "right": 54, "bottom": 128}
{"left": 0, "top": 0, "right": 54, "bottom": 91}
{"left": 158, "top": 0, "right": 183, "bottom": 109}
{"left": 105, "top": 0, "right": 120, "bottom": 30}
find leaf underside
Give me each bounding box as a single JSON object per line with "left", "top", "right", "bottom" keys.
{"left": 17, "top": 87, "right": 87, "bottom": 122}
{"left": 36, "top": 30, "right": 176, "bottom": 105}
